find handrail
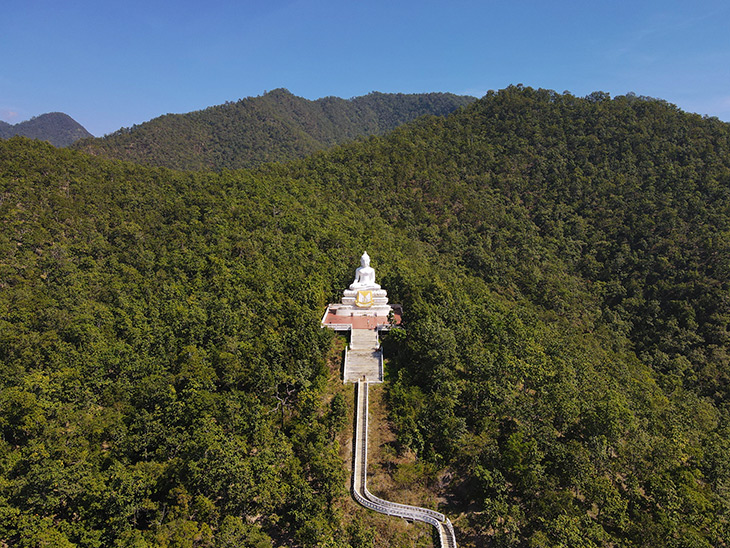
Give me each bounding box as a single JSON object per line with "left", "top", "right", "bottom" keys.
{"left": 446, "top": 518, "right": 456, "bottom": 548}
{"left": 364, "top": 485, "right": 445, "bottom": 522}
{"left": 343, "top": 346, "right": 349, "bottom": 384}
{"left": 320, "top": 305, "right": 331, "bottom": 326}
{"left": 353, "top": 379, "right": 457, "bottom": 548}
{"left": 324, "top": 323, "right": 352, "bottom": 330}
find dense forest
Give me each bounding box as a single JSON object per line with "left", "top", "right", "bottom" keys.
{"left": 0, "top": 113, "right": 93, "bottom": 147}
{"left": 2, "top": 86, "right": 730, "bottom": 547}
{"left": 72, "top": 89, "right": 476, "bottom": 171}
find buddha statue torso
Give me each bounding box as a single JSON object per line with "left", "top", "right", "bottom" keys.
{"left": 350, "top": 251, "right": 381, "bottom": 290}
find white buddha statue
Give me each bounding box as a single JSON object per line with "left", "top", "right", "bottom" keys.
{"left": 350, "top": 251, "right": 381, "bottom": 290}
{"left": 339, "top": 251, "right": 390, "bottom": 315}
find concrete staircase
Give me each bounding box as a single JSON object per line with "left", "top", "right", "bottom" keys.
{"left": 350, "top": 328, "right": 379, "bottom": 350}
{"left": 344, "top": 329, "right": 382, "bottom": 382}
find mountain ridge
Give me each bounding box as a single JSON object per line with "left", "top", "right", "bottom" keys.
{"left": 72, "top": 88, "right": 476, "bottom": 170}
{"left": 0, "top": 112, "right": 93, "bottom": 147}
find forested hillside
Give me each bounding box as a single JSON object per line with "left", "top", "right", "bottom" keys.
{"left": 0, "top": 113, "right": 93, "bottom": 147}
{"left": 2, "top": 86, "right": 730, "bottom": 547}
{"left": 71, "top": 89, "right": 475, "bottom": 170}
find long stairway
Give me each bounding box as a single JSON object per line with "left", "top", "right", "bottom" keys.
{"left": 353, "top": 379, "right": 457, "bottom": 548}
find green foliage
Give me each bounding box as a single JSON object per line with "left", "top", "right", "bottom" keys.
{"left": 3, "top": 85, "right": 730, "bottom": 546}
{"left": 0, "top": 137, "right": 354, "bottom": 545}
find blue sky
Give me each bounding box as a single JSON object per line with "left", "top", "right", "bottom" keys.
{"left": 3, "top": 0, "right": 729, "bottom": 136}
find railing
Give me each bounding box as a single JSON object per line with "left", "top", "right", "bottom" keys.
{"left": 343, "top": 346, "right": 349, "bottom": 384}
{"left": 444, "top": 519, "right": 457, "bottom": 548}
{"left": 353, "top": 379, "right": 457, "bottom": 548}
{"left": 378, "top": 351, "right": 384, "bottom": 382}
{"left": 324, "top": 323, "right": 352, "bottom": 331}
{"left": 363, "top": 485, "right": 445, "bottom": 522}
{"left": 320, "top": 306, "right": 331, "bottom": 326}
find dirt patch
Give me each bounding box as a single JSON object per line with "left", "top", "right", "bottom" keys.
{"left": 367, "top": 384, "right": 443, "bottom": 514}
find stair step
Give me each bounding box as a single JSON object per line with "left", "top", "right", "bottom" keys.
{"left": 350, "top": 328, "right": 378, "bottom": 350}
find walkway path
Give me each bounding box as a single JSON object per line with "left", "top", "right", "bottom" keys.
{"left": 353, "top": 379, "right": 457, "bottom": 548}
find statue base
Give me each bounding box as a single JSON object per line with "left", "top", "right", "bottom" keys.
{"left": 342, "top": 288, "right": 389, "bottom": 309}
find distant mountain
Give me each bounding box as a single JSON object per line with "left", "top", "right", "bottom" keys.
{"left": 0, "top": 112, "right": 93, "bottom": 147}
{"left": 73, "top": 89, "right": 476, "bottom": 170}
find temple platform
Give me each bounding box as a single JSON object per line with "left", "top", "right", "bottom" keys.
{"left": 321, "top": 304, "right": 402, "bottom": 331}
{"left": 321, "top": 252, "right": 402, "bottom": 383}
{"left": 321, "top": 305, "right": 402, "bottom": 383}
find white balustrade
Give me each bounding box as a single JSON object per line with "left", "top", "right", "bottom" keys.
{"left": 353, "top": 379, "right": 457, "bottom": 548}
